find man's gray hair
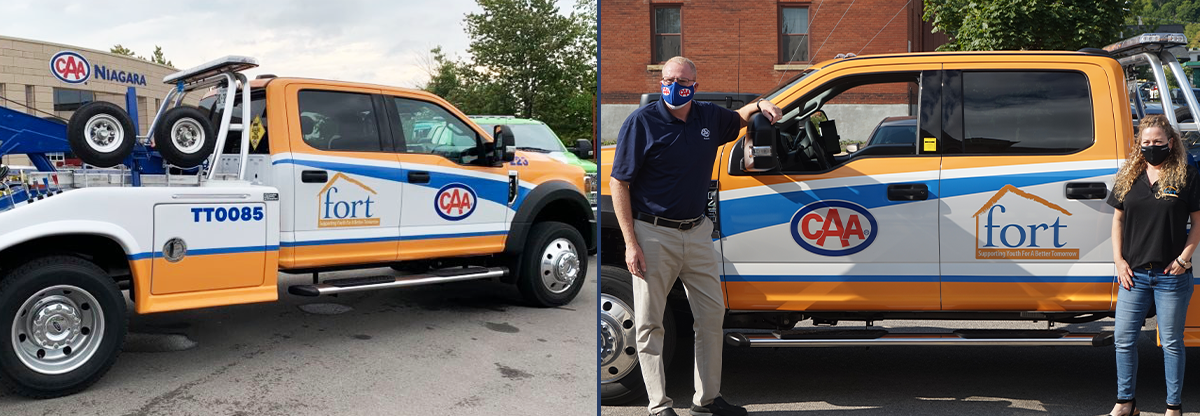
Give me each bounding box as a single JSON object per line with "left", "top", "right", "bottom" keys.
{"left": 664, "top": 56, "right": 697, "bottom": 77}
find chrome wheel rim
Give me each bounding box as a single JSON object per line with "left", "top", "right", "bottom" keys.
{"left": 11, "top": 285, "right": 105, "bottom": 375}
{"left": 84, "top": 114, "right": 123, "bottom": 153}
{"left": 171, "top": 118, "right": 205, "bottom": 154}
{"left": 599, "top": 293, "right": 638, "bottom": 383}
{"left": 539, "top": 237, "right": 579, "bottom": 294}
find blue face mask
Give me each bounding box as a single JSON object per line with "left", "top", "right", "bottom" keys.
{"left": 661, "top": 82, "right": 696, "bottom": 107}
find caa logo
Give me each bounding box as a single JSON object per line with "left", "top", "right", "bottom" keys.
{"left": 789, "top": 200, "right": 877, "bottom": 256}
{"left": 679, "top": 88, "right": 691, "bottom": 97}
{"left": 435, "top": 183, "right": 477, "bottom": 221}
{"left": 661, "top": 86, "right": 670, "bottom": 95}
{"left": 50, "top": 51, "right": 90, "bottom": 84}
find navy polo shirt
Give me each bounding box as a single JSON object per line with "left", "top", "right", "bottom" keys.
{"left": 611, "top": 100, "right": 742, "bottom": 220}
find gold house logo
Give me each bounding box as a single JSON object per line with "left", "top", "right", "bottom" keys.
{"left": 973, "top": 184, "right": 1078, "bottom": 260}
{"left": 317, "top": 173, "right": 380, "bottom": 228}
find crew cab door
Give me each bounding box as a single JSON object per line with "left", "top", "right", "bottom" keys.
{"left": 385, "top": 96, "right": 509, "bottom": 259}
{"left": 280, "top": 85, "right": 403, "bottom": 268}
{"left": 936, "top": 64, "right": 1118, "bottom": 311}
{"left": 719, "top": 66, "right": 942, "bottom": 311}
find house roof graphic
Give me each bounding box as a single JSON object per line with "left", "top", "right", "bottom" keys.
{"left": 318, "top": 172, "right": 377, "bottom": 196}
{"left": 972, "top": 184, "right": 1071, "bottom": 218}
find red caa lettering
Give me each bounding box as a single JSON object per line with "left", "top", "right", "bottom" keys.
{"left": 435, "top": 183, "right": 478, "bottom": 221}
{"left": 51, "top": 52, "right": 90, "bottom": 83}
{"left": 440, "top": 189, "right": 472, "bottom": 214}
{"left": 790, "top": 201, "right": 878, "bottom": 256}
{"left": 801, "top": 210, "right": 866, "bottom": 248}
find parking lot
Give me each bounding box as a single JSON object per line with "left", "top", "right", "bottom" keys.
{"left": 603, "top": 319, "right": 1200, "bottom": 415}
{"left": 0, "top": 259, "right": 596, "bottom": 415}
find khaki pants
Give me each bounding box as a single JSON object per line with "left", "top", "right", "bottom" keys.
{"left": 633, "top": 217, "right": 726, "bottom": 414}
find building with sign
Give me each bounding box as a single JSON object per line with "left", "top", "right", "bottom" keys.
{"left": 0, "top": 35, "right": 195, "bottom": 166}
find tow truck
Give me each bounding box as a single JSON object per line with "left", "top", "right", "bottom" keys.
{"left": 0, "top": 56, "right": 595, "bottom": 398}
{"left": 598, "top": 34, "right": 1200, "bottom": 403}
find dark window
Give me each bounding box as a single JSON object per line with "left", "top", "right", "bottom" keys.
{"left": 205, "top": 89, "right": 270, "bottom": 154}
{"left": 392, "top": 97, "right": 480, "bottom": 164}
{"left": 53, "top": 88, "right": 94, "bottom": 111}
{"left": 654, "top": 6, "right": 681, "bottom": 63}
{"left": 780, "top": 7, "right": 809, "bottom": 63}
{"left": 297, "top": 90, "right": 382, "bottom": 152}
{"left": 961, "top": 72, "right": 1093, "bottom": 154}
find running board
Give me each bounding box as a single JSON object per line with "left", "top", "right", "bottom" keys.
{"left": 287, "top": 266, "right": 507, "bottom": 296}
{"left": 726, "top": 329, "right": 1113, "bottom": 347}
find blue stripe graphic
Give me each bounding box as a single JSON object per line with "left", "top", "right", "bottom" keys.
{"left": 127, "top": 245, "right": 279, "bottom": 260}
{"left": 720, "top": 167, "right": 1116, "bottom": 238}
{"left": 279, "top": 231, "right": 508, "bottom": 247}
{"left": 723, "top": 274, "right": 1114, "bottom": 283}
{"left": 941, "top": 275, "right": 1113, "bottom": 283}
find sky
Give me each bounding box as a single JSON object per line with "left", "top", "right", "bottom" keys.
{"left": 4, "top": 0, "right": 580, "bottom": 88}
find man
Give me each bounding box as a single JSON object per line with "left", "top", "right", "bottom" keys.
{"left": 610, "top": 56, "right": 782, "bottom": 416}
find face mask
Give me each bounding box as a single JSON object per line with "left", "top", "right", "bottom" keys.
{"left": 661, "top": 82, "right": 696, "bottom": 107}
{"left": 1141, "top": 144, "right": 1171, "bottom": 166}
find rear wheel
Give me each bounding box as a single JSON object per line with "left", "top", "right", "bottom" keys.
{"left": 67, "top": 102, "right": 136, "bottom": 167}
{"left": 599, "top": 265, "right": 675, "bottom": 405}
{"left": 516, "top": 221, "right": 587, "bottom": 307}
{"left": 0, "top": 255, "right": 126, "bottom": 398}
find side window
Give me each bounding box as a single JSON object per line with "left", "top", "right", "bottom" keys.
{"left": 392, "top": 97, "right": 480, "bottom": 164}
{"left": 960, "top": 71, "right": 1092, "bottom": 154}
{"left": 767, "top": 72, "right": 920, "bottom": 174}
{"left": 209, "top": 90, "right": 269, "bottom": 154}
{"left": 296, "top": 90, "right": 382, "bottom": 152}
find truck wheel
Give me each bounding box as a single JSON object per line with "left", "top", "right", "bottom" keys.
{"left": 155, "top": 106, "right": 216, "bottom": 168}
{"left": 0, "top": 256, "right": 127, "bottom": 398}
{"left": 517, "top": 221, "right": 587, "bottom": 307}
{"left": 600, "top": 265, "right": 675, "bottom": 405}
{"left": 67, "top": 102, "right": 136, "bottom": 167}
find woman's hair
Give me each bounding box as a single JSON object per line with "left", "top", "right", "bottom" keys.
{"left": 1113, "top": 114, "right": 1189, "bottom": 201}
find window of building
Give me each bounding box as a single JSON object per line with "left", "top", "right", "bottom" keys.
{"left": 959, "top": 71, "right": 1093, "bottom": 154}
{"left": 0, "top": 83, "right": 6, "bottom": 108}
{"left": 53, "top": 88, "right": 94, "bottom": 112}
{"left": 780, "top": 7, "right": 809, "bottom": 63}
{"left": 653, "top": 6, "right": 681, "bottom": 63}
{"left": 25, "top": 86, "right": 35, "bottom": 115}
{"left": 296, "top": 90, "right": 383, "bottom": 152}
{"left": 392, "top": 97, "right": 481, "bottom": 165}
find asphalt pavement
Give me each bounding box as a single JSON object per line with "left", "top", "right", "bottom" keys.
{"left": 1, "top": 258, "right": 597, "bottom": 415}
{"left": 603, "top": 319, "right": 1200, "bottom": 415}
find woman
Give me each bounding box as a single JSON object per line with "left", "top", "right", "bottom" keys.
{"left": 1107, "top": 114, "right": 1200, "bottom": 416}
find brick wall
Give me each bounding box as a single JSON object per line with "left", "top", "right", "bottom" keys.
{"left": 601, "top": 0, "right": 914, "bottom": 104}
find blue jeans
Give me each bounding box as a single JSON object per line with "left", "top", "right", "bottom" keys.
{"left": 1115, "top": 268, "right": 1194, "bottom": 406}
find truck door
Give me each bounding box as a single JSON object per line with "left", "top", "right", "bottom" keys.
{"left": 281, "top": 85, "right": 403, "bottom": 268}
{"left": 386, "top": 96, "right": 509, "bottom": 259}
{"left": 937, "top": 66, "right": 1118, "bottom": 310}
{"left": 719, "top": 67, "right": 941, "bottom": 311}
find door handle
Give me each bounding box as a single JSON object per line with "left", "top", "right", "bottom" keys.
{"left": 301, "top": 170, "right": 327, "bottom": 183}
{"left": 887, "top": 183, "right": 929, "bottom": 201}
{"left": 1065, "top": 182, "right": 1107, "bottom": 199}
{"left": 408, "top": 171, "right": 430, "bottom": 184}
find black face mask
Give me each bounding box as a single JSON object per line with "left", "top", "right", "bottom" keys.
{"left": 1142, "top": 144, "right": 1172, "bottom": 166}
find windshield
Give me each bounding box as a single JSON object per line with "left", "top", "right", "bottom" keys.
{"left": 478, "top": 123, "right": 568, "bottom": 152}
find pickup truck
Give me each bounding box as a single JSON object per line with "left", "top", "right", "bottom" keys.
{"left": 598, "top": 34, "right": 1200, "bottom": 403}
{"left": 0, "top": 56, "right": 594, "bottom": 398}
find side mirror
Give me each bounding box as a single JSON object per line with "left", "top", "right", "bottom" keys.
{"left": 574, "top": 139, "right": 594, "bottom": 159}
{"left": 744, "top": 113, "right": 779, "bottom": 172}
{"left": 496, "top": 125, "right": 516, "bottom": 163}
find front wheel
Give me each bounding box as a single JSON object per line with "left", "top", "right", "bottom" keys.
{"left": 0, "top": 256, "right": 127, "bottom": 398}
{"left": 599, "top": 265, "right": 675, "bottom": 405}
{"left": 516, "top": 221, "right": 587, "bottom": 307}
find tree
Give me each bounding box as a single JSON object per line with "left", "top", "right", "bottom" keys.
{"left": 150, "top": 46, "right": 173, "bottom": 67}
{"left": 109, "top": 44, "right": 175, "bottom": 68}
{"left": 110, "top": 44, "right": 137, "bottom": 57}
{"left": 923, "top": 0, "right": 1129, "bottom": 51}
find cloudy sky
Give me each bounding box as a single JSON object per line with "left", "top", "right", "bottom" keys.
{"left": 5, "top": 0, "right": 580, "bottom": 88}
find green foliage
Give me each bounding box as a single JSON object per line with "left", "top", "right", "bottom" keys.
{"left": 923, "top": 0, "right": 1129, "bottom": 51}
{"left": 150, "top": 46, "right": 173, "bottom": 67}
{"left": 424, "top": 0, "right": 597, "bottom": 145}
{"left": 109, "top": 44, "right": 175, "bottom": 68}
{"left": 109, "top": 44, "right": 136, "bottom": 57}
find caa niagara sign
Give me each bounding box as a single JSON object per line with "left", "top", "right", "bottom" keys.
{"left": 49, "top": 50, "right": 149, "bottom": 86}
{"left": 790, "top": 200, "right": 878, "bottom": 256}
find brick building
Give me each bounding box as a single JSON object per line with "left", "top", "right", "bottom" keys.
{"left": 599, "top": 0, "right": 947, "bottom": 140}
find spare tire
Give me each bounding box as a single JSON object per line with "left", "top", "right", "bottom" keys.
{"left": 154, "top": 107, "right": 216, "bottom": 168}
{"left": 66, "top": 102, "right": 136, "bottom": 167}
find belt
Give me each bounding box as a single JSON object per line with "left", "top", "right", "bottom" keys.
{"left": 1134, "top": 262, "right": 1166, "bottom": 271}
{"left": 635, "top": 212, "right": 704, "bottom": 230}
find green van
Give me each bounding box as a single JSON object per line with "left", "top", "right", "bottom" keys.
{"left": 469, "top": 116, "right": 596, "bottom": 174}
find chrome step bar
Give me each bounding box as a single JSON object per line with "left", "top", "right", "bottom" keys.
{"left": 727, "top": 331, "right": 1113, "bottom": 348}
{"left": 288, "top": 267, "right": 507, "bottom": 296}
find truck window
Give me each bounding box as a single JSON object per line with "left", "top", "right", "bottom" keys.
{"left": 391, "top": 97, "right": 481, "bottom": 164}
{"left": 959, "top": 71, "right": 1093, "bottom": 154}
{"left": 297, "top": 90, "right": 383, "bottom": 152}
{"left": 205, "top": 89, "right": 269, "bottom": 154}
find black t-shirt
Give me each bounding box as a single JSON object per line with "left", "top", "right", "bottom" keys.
{"left": 1106, "top": 165, "right": 1200, "bottom": 269}
{"left": 610, "top": 100, "right": 742, "bottom": 219}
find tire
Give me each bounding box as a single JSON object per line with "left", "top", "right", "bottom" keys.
{"left": 66, "top": 102, "right": 136, "bottom": 167}
{"left": 154, "top": 106, "right": 216, "bottom": 168}
{"left": 0, "top": 255, "right": 126, "bottom": 398}
{"left": 516, "top": 221, "right": 587, "bottom": 307}
{"left": 600, "top": 265, "right": 675, "bottom": 405}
